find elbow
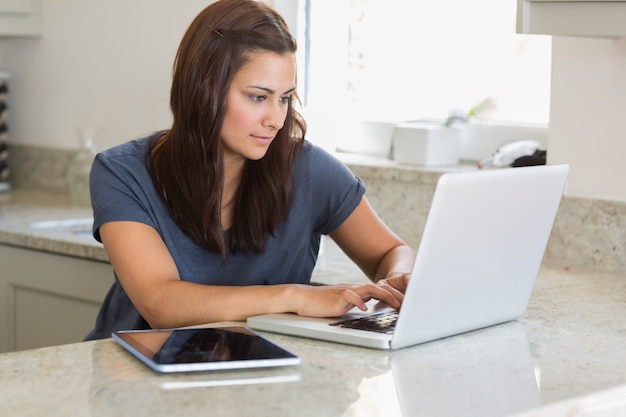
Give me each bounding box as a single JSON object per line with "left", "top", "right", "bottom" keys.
{"left": 373, "top": 244, "right": 416, "bottom": 280}
{"left": 131, "top": 283, "right": 185, "bottom": 330}
{"left": 137, "top": 302, "right": 172, "bottom": 330}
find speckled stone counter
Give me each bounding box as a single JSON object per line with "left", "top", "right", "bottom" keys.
{"left": 1, "top": 265, "right": 626, "bottom": 417}
{"left": 0, "top": 190, "right": 107, "bottom": 261}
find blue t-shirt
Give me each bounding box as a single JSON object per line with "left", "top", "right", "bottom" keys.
{"left": 85, "top": 133, "right": 365, "bottom": 340}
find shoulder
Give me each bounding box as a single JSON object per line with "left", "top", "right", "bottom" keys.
{"left": 92, "top": 133, "right": 162, "bottom": 181}
{"left": 97, "top": 132, "right": 160, "bottom": 163}
{"left": 90, "top": 133, "right": 164, "bottom": 200}
{"left": 292, "top": 140, "right": 365, "bottom": 201}
{"left": 296, "top": 140, "right": 359, "bottom": 180}
{"left": 290, "top": 142, "right": 365, "bottom": 234}
{"left": 90, "top": 133, "right": 165, "bottom": 240}
{"left": 295, "top": 140, "right": 346, "bottom": 170}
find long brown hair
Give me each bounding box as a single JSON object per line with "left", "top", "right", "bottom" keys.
{"left": 149, "top": 0, "right": 305, "bottom": 257}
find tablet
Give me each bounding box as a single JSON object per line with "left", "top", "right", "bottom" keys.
{"left": 112, "top": 326, "right": 301, "bottom": 373}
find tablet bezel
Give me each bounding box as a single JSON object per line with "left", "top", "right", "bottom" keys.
{"left": 112, "top": 326, "right": 301, "bottom": 373}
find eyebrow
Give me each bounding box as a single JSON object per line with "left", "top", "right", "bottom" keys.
{"left": 248, "top": 85, "right": 297, "bottom": 95}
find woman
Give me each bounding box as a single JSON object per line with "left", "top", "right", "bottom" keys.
{"left": 85, "top": 0, "right": 415, "bottom": 340}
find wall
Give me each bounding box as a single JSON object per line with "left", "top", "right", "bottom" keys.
{"left": 548, "top": 36, "right": 626, "bottom": 201}
{"left": 2, "top": 2, "right": 626, "bottom": 203}
{"left": 0, "top": 0, "right": 213, "bottom": 151}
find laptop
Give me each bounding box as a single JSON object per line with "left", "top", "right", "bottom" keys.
{"left": 248, "top": 164, "right": 569, "bottom": 350}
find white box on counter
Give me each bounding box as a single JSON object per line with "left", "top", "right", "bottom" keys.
{"left": 392, "top": 123, "right": 460, "bottom": 166}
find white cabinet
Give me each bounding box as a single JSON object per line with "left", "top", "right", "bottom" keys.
{"left": 0, "top": 0, "right": 41, "bottom": 37}
{"left": 0, "top": 244, "right": 114, "bottom": 352}
{"left": 517, "top": 0, "right": 626, "bottom": 37}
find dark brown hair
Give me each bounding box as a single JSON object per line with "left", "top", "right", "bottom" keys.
{"left": 149, "top": 0, "right": 305, "bottom": 257}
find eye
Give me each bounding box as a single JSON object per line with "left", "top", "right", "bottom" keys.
{"left": 279, "top": 95, "right": 294, "bottom": 105}
{"left": 250, "top": 95, "right": 267, "bottom": 102}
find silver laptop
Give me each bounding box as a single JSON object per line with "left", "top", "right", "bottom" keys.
{"left": 248, "top": 164, "right": 569, "bottom": 350}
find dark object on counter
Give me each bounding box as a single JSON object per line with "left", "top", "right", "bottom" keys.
{"left": 0, "top": 76, "right": 9, "bottom": 192}
{"left": 512, "top": 150, "right": 546, "bottom": 167}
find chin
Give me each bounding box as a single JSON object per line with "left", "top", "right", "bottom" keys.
{"left": 245, "top": 151, "right": 270, "bottom": 161}
{"left": 246, "top": 145, "right": 272, "bottom": 161}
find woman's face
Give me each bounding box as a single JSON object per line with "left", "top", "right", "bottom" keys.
{"left": 220, "top": 51, "right": 296, "bottom": 165}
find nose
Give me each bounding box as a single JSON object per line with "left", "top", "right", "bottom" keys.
{"left": 263, "top": 102, "right": 286, "bottom": 131}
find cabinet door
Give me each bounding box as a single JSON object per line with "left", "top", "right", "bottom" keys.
{"left": 0, "top": 245, "right": 114, "bottom": 352}
{"left": 517, "top": 0, "right": 626, "bottom": 37}
{"left": 0, "top": 0, "right": 38, "bottom": 13}
{"left": 0, "top": 0, "right": 41, "bottom": 37}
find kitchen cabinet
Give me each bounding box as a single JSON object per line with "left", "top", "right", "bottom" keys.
{"left": 0, "top": 244, "right": 113, "bottom": 353}
{"left": 517, "top": 0, "right": 626, "bottom": 37}
{"left": 0, "top": 0, "right": 41, "bottom": 37}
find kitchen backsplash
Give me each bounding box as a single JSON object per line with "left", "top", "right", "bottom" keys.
{"left": 348, "top": 160, "right": 626, "bottom": 271}
{"left": 7, "top": 143, "right": 626, "bottom": 271}
{"left": 8, "top": 143, "right": 74, "bottom": 192}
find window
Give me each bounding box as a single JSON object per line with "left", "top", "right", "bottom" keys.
{"left": 297, "top": 0, "right": 551, "bottom": 127}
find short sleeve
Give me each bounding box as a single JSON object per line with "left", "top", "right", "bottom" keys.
{"left": 89, "top": 139, "right": 159, "bottom": 242}
{"left": 296, "top": 143, "right": 366, "bottom": 235}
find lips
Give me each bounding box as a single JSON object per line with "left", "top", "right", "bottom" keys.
{"left": 251, "top": 135, "right": 274, "bottom": 144}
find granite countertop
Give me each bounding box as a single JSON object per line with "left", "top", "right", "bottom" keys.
{"left": 0, "top": 190, "right": 107, "bottom": 261}
{"left": 0, "top": 267, "right": 626, "bottom": 417}
{"left": 1, "top": 190, "right": 626, "bottom": 416}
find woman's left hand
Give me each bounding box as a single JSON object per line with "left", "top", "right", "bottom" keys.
{"left": 376, "top": 271, "right": 411, "bottom": 294}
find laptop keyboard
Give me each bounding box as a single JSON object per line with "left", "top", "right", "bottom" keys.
{"left": 329, "top": 311, "right": 398, "bottom": 334}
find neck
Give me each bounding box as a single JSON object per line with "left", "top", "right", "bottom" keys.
{"left": 221, "top": 156, "right": 244, "bottom": 230}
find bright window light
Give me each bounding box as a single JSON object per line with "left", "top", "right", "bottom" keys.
{"left": 301, "top": 0, "right": 551, "bottom": 125}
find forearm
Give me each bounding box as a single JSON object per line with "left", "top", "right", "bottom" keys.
{"left": 373, "top": 244, "right": 416, "bottom": 283}
{"left": 138, "top": 280, "right": 297, "bottom": 329}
